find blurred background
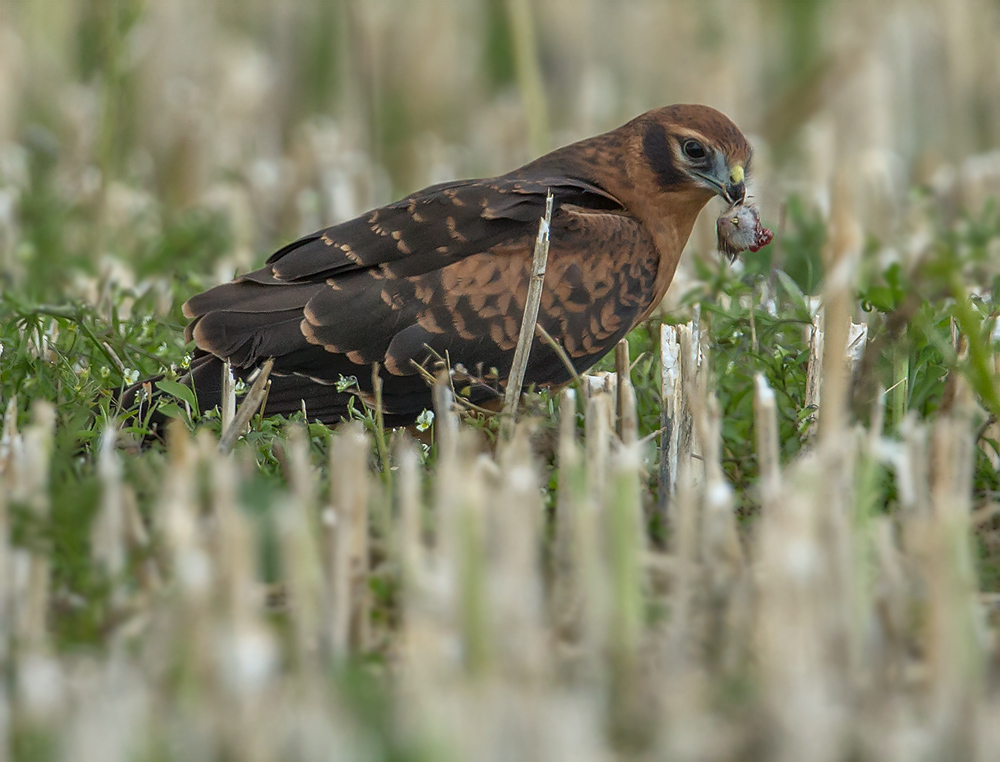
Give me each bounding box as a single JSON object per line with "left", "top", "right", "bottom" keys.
{"left": 1, "top": 0, "right": 999, "bottom": 303}
{"left": 4, "top": 6, "right": 1000, "bottom": 759}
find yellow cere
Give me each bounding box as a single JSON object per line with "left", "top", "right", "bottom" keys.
{"left": 729, "top": 164, "right": 744, "bottom": 185}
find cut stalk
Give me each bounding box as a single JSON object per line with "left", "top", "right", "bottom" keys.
{"left": 219, "top": 358, "right": 273, "bottom": 455}
{"left": 501, "top": 190, "right": 553, "bottom": 438}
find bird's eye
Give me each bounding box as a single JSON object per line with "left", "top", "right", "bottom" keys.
{"left": 683, "top": 140, "right": 707, "bottom": 160}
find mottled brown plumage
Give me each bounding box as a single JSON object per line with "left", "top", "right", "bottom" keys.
{"left": 177, "top": 104, "right": 754, "bottom": 425}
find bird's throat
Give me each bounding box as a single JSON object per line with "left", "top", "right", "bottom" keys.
{"left": 640, "top": 192, "right": 712, "bottom": 321}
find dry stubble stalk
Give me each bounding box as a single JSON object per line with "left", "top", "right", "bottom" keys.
{"left": 501, "top": 190, "right": 553, "bottom": 439}
{"left": 754, "top": 373, "right": 780, "bottom": 499}
{"left": 219, "top": 358, "right": 274, "bottom": 455}
{"left": 327, "top": 423, "right": 371, "bottom": 656}
{"left": 221, "top": 359, "right": 235, "bottom": 433}
{"left": 658, "top": 323, "right": 681, "bottom": 512}
{"left": 818, "top": 171, "right": 858, "bottom": 444}
{"left": 615, "top": 339, "right": 631, "bottom": 440}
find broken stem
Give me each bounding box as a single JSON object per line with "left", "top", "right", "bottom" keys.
{"left": 501, "top": 190, "right": 553, "bottom": 437}
{"left": 219, "top": 358, "right": 274, "bottom": 454}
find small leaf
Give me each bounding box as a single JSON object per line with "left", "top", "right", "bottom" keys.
{"left": 862, "top": 286, "right": 897, "bottom": 312}
{"left": 156, "top": 379, "right": 198, "bottom": 410}
{"left": 775, "top": 269, "right": 809, "bottom": 315}
{"left": 157, "top": 403, "right": 186, "bottom": 419}
{"left": 797, "top": 405, "right": 818, "bottom": 421}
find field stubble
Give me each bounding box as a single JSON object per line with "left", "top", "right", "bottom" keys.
{"left": 2, "top": 2, "right": 1000, "bottom": 759}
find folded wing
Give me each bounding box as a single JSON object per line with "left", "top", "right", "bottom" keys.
{"left": 182, "top": 173, "right": 658, "bottom": 423}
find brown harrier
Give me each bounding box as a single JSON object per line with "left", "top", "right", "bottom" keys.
{"left": 166, "top": 104, "right": 754, "bottom": 426}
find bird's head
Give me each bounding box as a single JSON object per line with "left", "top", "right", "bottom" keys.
{"left": 634, "top": 104, "right": 752, "bottom": 206}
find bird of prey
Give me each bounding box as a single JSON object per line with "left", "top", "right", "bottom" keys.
{"left": 166, "top": 104, "right": 753, "bottom": 426}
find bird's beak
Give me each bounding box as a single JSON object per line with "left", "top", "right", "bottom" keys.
{"left": 725, "top": 164, "right": 745, "bottom": 205}
{"left": 694, "top": 161, "right": 747, "bottom": 204}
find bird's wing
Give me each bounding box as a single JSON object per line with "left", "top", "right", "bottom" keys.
{"left": 369, "top": 202, "right": 659, "bottom": 389}
{"left": 232, "top": 175, "right": 619, "bottom": 282}
{"left": 182, "top": 174, "right": 657, "bottom": 419}
{"left": 184, "top": 175, "right": 621, "bottom": 365}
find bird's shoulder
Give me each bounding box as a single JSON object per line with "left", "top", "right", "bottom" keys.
{"left": 243, "top": 172, "right": 626, "bottom": 285}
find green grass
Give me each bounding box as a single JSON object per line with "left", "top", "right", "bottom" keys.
{"left": 3, "top": 177, "right": 1000, "bottom": 657}
{"left": 3, "top": 3, "right": 1000, "bottom": 758}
